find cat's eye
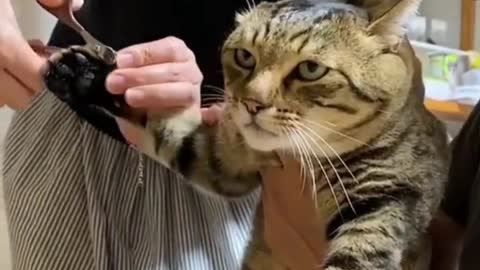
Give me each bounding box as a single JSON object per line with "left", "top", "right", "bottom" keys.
{"left": 234, "top": 48, "right": 256, "bottom": 69}
{"left": 295, "top": 61, "right": 328, "bottom": 81}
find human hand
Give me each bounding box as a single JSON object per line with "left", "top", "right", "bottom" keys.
{"left": 0, "top": 0, "right": 83, "bottom": 110}
{"left": 260, "top": 154, "right": 329, "bottom": 269}
{"left": 106, "top": 37, "right": 222, "bottom": 145}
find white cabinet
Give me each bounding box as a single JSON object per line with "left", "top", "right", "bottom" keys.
{"left": 408, "top": 0, "right": 462, "bottom": 49}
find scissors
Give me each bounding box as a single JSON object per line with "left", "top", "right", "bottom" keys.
{"left": 36, "top": 0, "right": 117, "bottom": 65}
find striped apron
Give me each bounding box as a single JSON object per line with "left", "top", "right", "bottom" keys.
{"left": 1, "top": 90, "right": 259, "bottom": 270}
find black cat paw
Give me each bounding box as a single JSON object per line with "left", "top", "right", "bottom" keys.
{"left": 43, "top": 45, "right": 129, "bottom": 118}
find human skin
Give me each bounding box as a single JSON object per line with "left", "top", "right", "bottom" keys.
{"left": 0, "top": 0, "right": 83, "bottom": 109}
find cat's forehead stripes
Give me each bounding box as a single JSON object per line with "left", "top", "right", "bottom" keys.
{"left": 243, "top": 23, "right": 320, "bottom": 54}
{"left": 232, "top": 0, "right": 368, "bottom": 54}
{"left": 240, "top": 0, "right": 368, "bottom": 27}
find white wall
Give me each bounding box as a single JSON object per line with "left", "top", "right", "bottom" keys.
{"left": 12, "top": 0, "right": 57, "bottom": 41}
{"left": 419, "top": 0, "right": 480, "bottom": 52}
{"left": 419, "top": 0, "right": 462, "bottom": 49}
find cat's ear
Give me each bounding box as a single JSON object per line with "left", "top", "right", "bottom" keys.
{"left": 348, "top": 0, "right": 421, "bottom": 49}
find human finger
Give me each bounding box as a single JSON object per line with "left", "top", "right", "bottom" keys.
{"left": 115, "top": 117, "right": 143, "bottom": 147}
{"left": 28, "top": 39, "right": 61, "bottom": 58}
{"left": 106, "top": 62, "right": 203, "bottom": 94}
{"left": 0, "top": 68, "right": 35, "bottom": 110}
{"left": 37, "top": 0, "right": 84, "bottom": 10}
{"left": 1, "top": 36, "right": 47, "bottom": 94}
{"left": 201, "top": 103, "right": 225, "bottom": 125}
{"left": 115, "top": 37, "right": 195, "bottom": 68}
{"left": 124, "top": 82, "right": 197, "bottom": 109}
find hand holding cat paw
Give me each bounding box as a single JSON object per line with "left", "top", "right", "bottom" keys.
{"left": 104, "top": 36, "right": 225, "bottom": 143}
{"left": 105, "top": 37, "right": 202, "bottom": 110}
{"left": 261, "top": 154, "right": 329, "bottom": 270}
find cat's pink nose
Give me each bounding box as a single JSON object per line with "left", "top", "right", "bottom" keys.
{"left": 242, "top": 98, "right": 267, "bottom": 115}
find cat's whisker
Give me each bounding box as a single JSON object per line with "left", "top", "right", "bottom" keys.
{"left": 282, "top": 127, "right": 305, "bottom": 184}
{"left": 323, "top": 121, "right": 337, "bottom": 127}
{"left": 201, "top": 103, "right": 229, "bottom": 110}
{"left": 201, "top": 99, "right": 230, "bottom": 106}
{"left": 201, "top": 97, "right": 226, "bottom": 102}
{"left": 201, "top": 97, "right": 228, "bottom": 103}
{"left": 281, "top": 127, "right": 295, "bottom": 157}
{"left": 290, "top": 120, "right": 356, "bottom": 215}
{"left": 288, "top": 125, "right": 343, "bottom": 217}
{"left": 302, "top": 118, "right": 371, "bottom": 148}
{"left": 288, "top": 128, "right": 310, "bottom": 193}
{"left": 202, "top": 103, "right": 224, "bottom": 108}
{"left": 286, "top": 115, "right": 336, "bottom": 128}
{"left": 291, "top": 126, "right": 330, "bottom": 207}
{"left": 202, "top": 90, "right": 225, "bottom": 97}
{"left": 201, "top": 93, "right": 226, "bottom": 99}
{"left": 201, "top": 89, "right": 226, "bottom": 95}
{"left": 201, "top": 95, "right": 233, "bottom": 104}
{"left": 202, "top": 84, "right": 226, "bottom": 95}
{"left": 245, "top": 0, "right": 252, "bottom": 10}
{"left": 201, "top": 101, "right": 227, "bottom": 107}
{"left": 284, "top": 126, "right": 308, "bottom": 188}
{"left": 296, "top": 121, "right": 360, "bottom": 185}
{"left": 376, "top": 108, "right": 392, "bottom": 115}
{"left": 290, "top": 127, "right": 322, "bottom": 204}
{"left": 289, "top": 126, "right": 317, "bottom": 199}
{"left": 297, "top": 126, "right": 355, "bottom": 214}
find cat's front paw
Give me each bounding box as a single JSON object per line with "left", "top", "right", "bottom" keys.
{"left": 43, "top": 45, "right": 129, "bottom": 118}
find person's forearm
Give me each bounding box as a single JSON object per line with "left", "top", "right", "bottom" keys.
{"left": 429, "top": 210, "right": 464, "bottom": 270}
{"left": 1, "top": 0, "right": 14, "bottom": 14}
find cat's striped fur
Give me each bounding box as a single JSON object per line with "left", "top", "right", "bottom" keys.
{"left": 45, "top": 0, "right": 449, "bottom": 269}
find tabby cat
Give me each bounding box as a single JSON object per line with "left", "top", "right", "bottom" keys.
{"left": 43, "top": 0, "right": 450, "bottom": 269}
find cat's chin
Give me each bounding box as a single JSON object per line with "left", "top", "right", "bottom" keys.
{"left": 241, "top": 128, "right": 288, "bottom": 152}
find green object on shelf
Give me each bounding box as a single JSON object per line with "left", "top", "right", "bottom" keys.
{"left": 470, "top": 54, "right": 480, "bottom": 69}
{"left": 425, "top": 53, "right": 469, "bottom": 86}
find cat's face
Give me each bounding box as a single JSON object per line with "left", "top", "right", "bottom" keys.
{"left": 221, "top": 0, "right": 418, "bottom": 154}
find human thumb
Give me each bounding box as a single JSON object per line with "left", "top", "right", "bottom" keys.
{"left": 115, "top": 117, "right": 143, "bottom": 148}
{"left": 37, "top": 0, "right": 84, "bottom": 10}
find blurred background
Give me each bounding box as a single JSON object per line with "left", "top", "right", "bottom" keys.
{"left": 0, "top": 0, "right": 479, "bottom": 269}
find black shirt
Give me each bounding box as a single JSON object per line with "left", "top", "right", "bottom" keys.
{"left": 46, "top": 0, "right": 259, "bottom": 143}
{"left": 442, "top": 100, "right": 480, "bottom": 270}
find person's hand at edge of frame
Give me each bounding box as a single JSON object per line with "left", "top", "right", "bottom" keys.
{"left": 0, "top": 0, "right": 84, "bottom": 110}
{"left": 106, "top": 36, "right": 222, "bottom": 144}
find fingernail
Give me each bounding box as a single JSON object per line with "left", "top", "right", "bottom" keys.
{"left": 126, "top": 89, "right": 144, "bottom": 106}
{"left": 117, "top": 52, "right": 135, "bottom": 68}
{"left": 106, "top": 74, "right": 126, "bottom": 92}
